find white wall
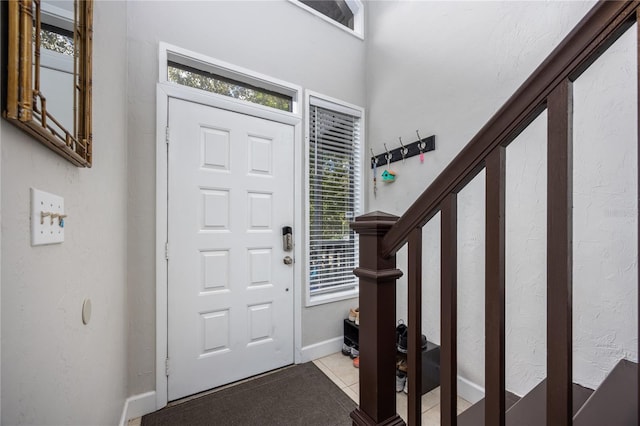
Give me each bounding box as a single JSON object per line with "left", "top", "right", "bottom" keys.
{"left": 1, "top": 2, "right": 129, "bottom": 424}
{"left": 126, "top": 0, "right": 366, "bottom": 395}
{"left": 366, "top": 0, "right": 637, "bottom": 397}
{"left": 572, "top": 25, "right": 638, "bottom": 388}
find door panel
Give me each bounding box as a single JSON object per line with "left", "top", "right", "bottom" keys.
{"left": 167, "top": 98, "right": 294, "bottom": 401}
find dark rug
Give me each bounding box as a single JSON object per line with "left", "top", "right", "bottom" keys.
{"left": 142, "top": 362, "right": 357, "bottom": 426}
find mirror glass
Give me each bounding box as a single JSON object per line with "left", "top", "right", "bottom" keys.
{"left": 40, "top": 1, "right": 75, "bottom": 136}
{"left": 4, "top": 0, "right": 93, "bottom": 167}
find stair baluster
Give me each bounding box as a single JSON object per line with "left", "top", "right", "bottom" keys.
{"left": 485, "top": 146, "right": 507, "bottom": 426}
{"left": 441, "top": 193, "right": 458, "bottom": 426}
{"left": 407, "top": 228, "right": 424, "bottom": 425}
{"left": 547, "top": 79, "right": 574, "bottom": 426}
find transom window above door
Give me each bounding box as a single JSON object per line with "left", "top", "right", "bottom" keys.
{"left": 160, "top": 43, "right": 302, "bottom": 115}
{"left": 168, "top": 62, "right": 293, "bottom": 112}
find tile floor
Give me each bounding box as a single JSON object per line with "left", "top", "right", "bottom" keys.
{"left": 313, "top": 352, "right": 472, "bottom": 425}
{"left": 129, "top": 352, "right": 473, "bottom": 426}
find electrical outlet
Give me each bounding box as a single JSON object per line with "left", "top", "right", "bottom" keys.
{"left": 31, "top": 188, "right": 65, "bottom": 246}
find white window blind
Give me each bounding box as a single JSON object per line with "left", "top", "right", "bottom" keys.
{"left": 308, "top": 103, "right": 361, "bottom": 296}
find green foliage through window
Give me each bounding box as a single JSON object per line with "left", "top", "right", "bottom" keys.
{"left": 309, "top": 104, "right": 361, "bottom": 296}
{"left": 168, "top": 63, "right": 292, "bottom": 112}
{"left": 39, "top": 27, "right": 74, "bottom": 56}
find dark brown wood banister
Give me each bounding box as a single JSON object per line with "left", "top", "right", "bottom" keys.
{"left": 380, "top": 1, "right": 639, "bottom": 260}
{"left": 351, "top": 2, "right": 640, "bottom": 426}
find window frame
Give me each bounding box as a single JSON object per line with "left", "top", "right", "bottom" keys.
{"left": 289, "top": 0, "right": 364, "bottom": 40}
{"left": 305, "top": 91, "right": 365, "bottom": 307}
{"left": 167, "top": 61, "right": 294, "bottom": 112}
{"left": 159, "top": 43, "right": 302, "bottom": 116}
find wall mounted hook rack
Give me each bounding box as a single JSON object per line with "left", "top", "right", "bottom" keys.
{"left": 370, "top": 134, "right": 435, "bottom": 168}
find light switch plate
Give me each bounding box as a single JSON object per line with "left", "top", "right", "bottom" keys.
{"left": 31, "top": 188, "right": 65, "bottom": 246}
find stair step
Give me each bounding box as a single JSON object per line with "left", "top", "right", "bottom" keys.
{"left": 504, "top": 380, "right": 593, "bottom": 426}
{"left": 456, "top": 391, "right": 520, "bottom": 426}
{"left": 456, "top": 381, "right": 592, "bottom": 426}
{"left": 573, "top": 359, "right": 638, "bottom": 426}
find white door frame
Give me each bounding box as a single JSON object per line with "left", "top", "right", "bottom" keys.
{"left": 155, "top": 79, "right": 303, "bottom": 409}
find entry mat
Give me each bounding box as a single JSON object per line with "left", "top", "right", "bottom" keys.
{"left": 142, "top": 362, "right": 357, "bottom": 426}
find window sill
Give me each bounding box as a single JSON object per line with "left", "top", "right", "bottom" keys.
{"left": 306, "top": 287, "right": 359, "bottom": 307}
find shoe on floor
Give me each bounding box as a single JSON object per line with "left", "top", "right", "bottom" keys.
{"left": 403, "top": 377, "right": 408, "bottom": 394}
{"left": 350, "top": 347, "right": 359, "bottom": 359}
{"left": 396, "top": 358, "right": 408, "bottom": 373}
{"left": 349, "top": 307, "right": 359, "bottom": 322}
{"left": 395, "top": 372, "right": 406, "bottom": 392}
{"left": 397, "top": 331, "right": 428, "bottom": 354}
{"left": 342, "top": 343, "right": 352, "bottom": 356}
{"left": 396, "top": 320, "right": 407, "bottom": 345}
{"left": 353, "top": 356, "right": 359, "bottom": 368}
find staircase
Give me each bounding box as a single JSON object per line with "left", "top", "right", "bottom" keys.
{"left": 456, "top": 359, "right": 638, "bottom": 425}
{"left": 573, "top": 359, "right": 638, "bottom": 426}
{"left": 349, "top": 1, "right": 640, "bottom": 425}
{"left": 456, "top": 367, "right": 629, "bottom": 426}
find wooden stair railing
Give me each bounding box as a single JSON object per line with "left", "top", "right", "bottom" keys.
{"left": 350, "top": 2, "right": 640, "bottom": 426}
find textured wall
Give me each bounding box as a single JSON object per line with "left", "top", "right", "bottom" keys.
{"left": 1, "top": 2, "right": 129, "bottom": 424}
{"left": 504, "top": 113, "right": 548, "bottom": 395}
{"left": 366, "top": 0, "right": 637, "bottom": 396}
{"left": 572, "top": 25, "right": 638, "bottom": 389}
{"left": 125, "top": 0, "right": 366, "bottom": 395}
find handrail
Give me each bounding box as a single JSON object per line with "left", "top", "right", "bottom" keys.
{"left": 381, "top": 0, "right": 639, "bottom": 258}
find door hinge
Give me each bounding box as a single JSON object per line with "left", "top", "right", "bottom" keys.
{"left": 165, "top": 126, "right": 170, "bottom": 144}
{"left": 165, "top": 358, "right": 170, "bottom": 376}
{"left": 165, "top": 242, "right": 169, "bottom": 260}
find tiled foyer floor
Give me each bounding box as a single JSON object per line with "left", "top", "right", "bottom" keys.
{"left": 313, "top": 352, "right": 472, "bottom": 425}
{"left": 313, "top": 353, "right": 471, "bottom": 426}
{"left": 129, "top": 352, "right": 472, "bottom": 425}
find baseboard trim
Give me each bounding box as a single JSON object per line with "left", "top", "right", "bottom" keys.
{"left": 299, "top": 337, "right": 343, "bottom": 363}
{"left": 457, "top": 375, "right": 485, "bottom": 404}
{"left": 119, "top": 391, "right": 157, "bottom": 426}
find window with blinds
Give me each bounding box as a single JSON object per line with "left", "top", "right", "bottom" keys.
{"left": 308, "top": 101, "right": 361, "bottom": 298}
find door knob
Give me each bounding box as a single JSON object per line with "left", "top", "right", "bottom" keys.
{"left": 283, "top": 256, "right": 293, "bottom": 265}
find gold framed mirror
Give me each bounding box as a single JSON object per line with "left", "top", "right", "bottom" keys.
{"left": 4, "top": 0, "right": 93, "bottom": 167}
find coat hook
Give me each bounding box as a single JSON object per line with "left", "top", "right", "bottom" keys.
{"left": 384, "top": 143, "right": 392, "bottom": 162}
{"left": 416, "top": 130, "right": 426, "bottom": 150}
{"left": 417, "top": 130, "right": 426, "bottom": 164}
{"left": 399, "top": 137, "right": 408, "bottom": 163}
{"left": 371, "top": 148, "right": 378, "bottom": 198}
{"left": 382, "top": 143, "right": 396, "bottom": 183}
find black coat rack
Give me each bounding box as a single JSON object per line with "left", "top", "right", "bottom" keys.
{"left": 371, "top": 134, "right": 435, "bottom": 168}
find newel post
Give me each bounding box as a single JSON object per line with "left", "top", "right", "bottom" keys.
{"left": 350, "top": 212, "right": 405, "bottom": 426}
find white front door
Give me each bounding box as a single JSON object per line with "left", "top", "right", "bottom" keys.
{"left": 167, "top": 98, "right": 295, "bottom": 401}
